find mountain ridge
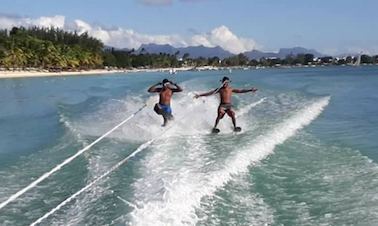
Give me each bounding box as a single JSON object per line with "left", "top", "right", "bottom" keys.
{"left": 137, "top": 43, "right": 234, "bottom": 59}
{"left": 244, "top": 47, "right": 324, "bottom": 59}
{"left": 108, "top": 43, "right": 326, "bottom": 59}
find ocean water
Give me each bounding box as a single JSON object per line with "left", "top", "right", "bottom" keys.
{"left": 0, "top": 66, "right": 377, "bottom": 226}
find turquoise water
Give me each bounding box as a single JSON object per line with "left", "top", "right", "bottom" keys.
{"left": 0, "top": 66, "right": 377, "bottom": 225}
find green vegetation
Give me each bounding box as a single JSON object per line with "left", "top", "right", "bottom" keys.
{"left": 219, "top": 53, "right": 378, "bottom": 67}
{"left": 0, "top": 26, "right": 377, "bottom": 72}
{"left": 0, "top": 26, "right": 183, "bottom": 70}
{"left": 0, "top": 27, "right": 103, "bottom": 71}
{"left": 103, "top": 48, "right": 180, "bottom": 69}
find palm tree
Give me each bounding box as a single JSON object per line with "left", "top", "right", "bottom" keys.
{"left": 3, "top": 47, "right": 27, "bottom": 70}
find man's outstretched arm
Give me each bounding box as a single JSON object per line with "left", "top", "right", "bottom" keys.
{"left": 194, "top": 89, "right": 218, "bottom": 98}
{"left": 232, "top": 88, "right": 258, "bottom": 93}
{"left": 148, "top": 83, "right": 162, "bottom": 93}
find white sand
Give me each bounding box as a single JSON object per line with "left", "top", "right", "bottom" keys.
{"left": 0, "top": 69, "right": 126, "bottom": 79}
{"left": 0, "top": 67, "right": 196, "bottom": 79}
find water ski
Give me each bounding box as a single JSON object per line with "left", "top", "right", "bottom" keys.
{"left": 234, "top": 127, "right": 242, "bottom": 132}
{"left": 211, "top": 128, "right": 220, "bottom": 134}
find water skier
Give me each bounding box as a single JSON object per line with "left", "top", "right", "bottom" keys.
{"left": 194, "top": 76, "right": 257, "bottom": 133}
{"left": 148, "top": 79, "right": 183, "bottom": 126}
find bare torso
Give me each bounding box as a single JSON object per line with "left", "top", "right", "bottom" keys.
{"left": 159, "top": 88, "right": 173, "bottom": 105}
{"left": 218, "top": 86, "right": 233, "bottom": 104}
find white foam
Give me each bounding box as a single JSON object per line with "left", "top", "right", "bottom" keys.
{"left": 75, "top": 92, "right": 265, "bottom": 142}
{"left": 198, "top": 175, "right": 275, "bottom": 225}
{"left": 236, "top": 97, "right": 266, "bottom": 117}
{"left": 130, "top": 97, "right": 330, "bottom": 226}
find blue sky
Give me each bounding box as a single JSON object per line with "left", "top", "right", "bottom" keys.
{"left": 1, "top": 0, "right": 377, "bottom": 54}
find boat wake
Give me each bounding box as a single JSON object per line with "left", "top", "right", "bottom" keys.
{"left": 128, "top": 97, "right": 330, "bottom": 225}
{"left": 4, "top": 82, "right": 330, "bottom": 226}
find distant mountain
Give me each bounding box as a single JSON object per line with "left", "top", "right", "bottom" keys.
{"left": 277, "top": 47, "right": 323, "bottom": 58}
{"left": 136, "top": 43, "right": 233, "bottom": 59}
{"left": 177, "top": 45, "right": 233, "bottom": 59}
{"left": 104, "top": 45, "right": 130, "bottom": 52}
{"left": 244, "top": 47, "right": 324, "bottom": 60}
{"left": 113, "top": 43, "right": 324, "bottom": 60}
{"left": 243, "top": 50, "right": 278, "bottom": 60}
{"left": 138, "top": 43, "right": 176, "bottom": 55}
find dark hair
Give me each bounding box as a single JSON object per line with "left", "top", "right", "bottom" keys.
{"left": 162, "top": 78, "right": 169, "bottom": 84}
{"left": 221, "top": 76, "right": 230, "bottom": 83}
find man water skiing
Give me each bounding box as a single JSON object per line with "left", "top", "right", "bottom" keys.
{"left": 194, "top": 76, "right": 257, "bottom": 133}
{"left": 148, "top": 79, "right": 183, "bottom": 126}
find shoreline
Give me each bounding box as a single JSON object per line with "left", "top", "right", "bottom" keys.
{"left": 1, "top": 64, "right": 377, "bottom": 79}
{"left": 0, "top": 69, "right": 125, "bottom": 79}
{"left": 0, "top": 67, "right": 195, "bottom": 79}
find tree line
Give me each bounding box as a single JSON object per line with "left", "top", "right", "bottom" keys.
{"left": 199, "top": 53, "right": 378, "bottom": 67}
{"left": 1, "top": 26, "right": 378, "bottom": 71}
{"left": 0, "top": 27, "right": 103, "bottom": 70}
{"left": 102, "top": 49, "right": 378, "bottom": 68}
{"left": 103, "top": 48, "right": 181, "bottom": 69}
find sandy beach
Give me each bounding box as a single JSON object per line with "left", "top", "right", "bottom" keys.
{"left": 0, "top": 67, "right": 197, "bottom": 79}
{"left": 0, "top": 69, "right": 129, "bottom": 79}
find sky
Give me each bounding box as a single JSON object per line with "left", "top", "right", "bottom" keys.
{"left": 0, "top": 0, "right": 377, "bottom": 55}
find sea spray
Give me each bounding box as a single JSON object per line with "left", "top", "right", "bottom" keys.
{"left": 131, "top": 97, "right": 330, "bottom": 225}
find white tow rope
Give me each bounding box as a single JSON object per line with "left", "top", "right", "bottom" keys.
{"left": 30, "top": 115, "right": 181, "bottom": 226}
{"left": 30, "top": 139, "right": 155, "bottom": 226}
{"left": 0, "top": 104, "right": 148, "bottom": 211}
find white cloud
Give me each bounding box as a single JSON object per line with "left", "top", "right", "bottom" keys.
{"left": 31, "top": 15, "right": 65, "bottom": 28}
{"left": 191, "top": 34, "right": 213, "bottom": 47}
{"left": 2, "top": 15, "right": 377, "bottom": 55}
{"left": 0, "top": 15, "right": 258, "bottom": 53}
{"left": 189, "top": 25, "right": 257, "bottom": 54}
{"left": 71, "top": 21, "right": 188, "bottom": 49}
{"left": 0, "top": 15, "right": 65, "bottom": 29}
{"left": 72, "top": 21, "right": 257, "bottom": 53}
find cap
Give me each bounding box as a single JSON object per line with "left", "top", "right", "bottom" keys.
{"left": 221, "top": 76, "right": 231, "bottom": 83}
